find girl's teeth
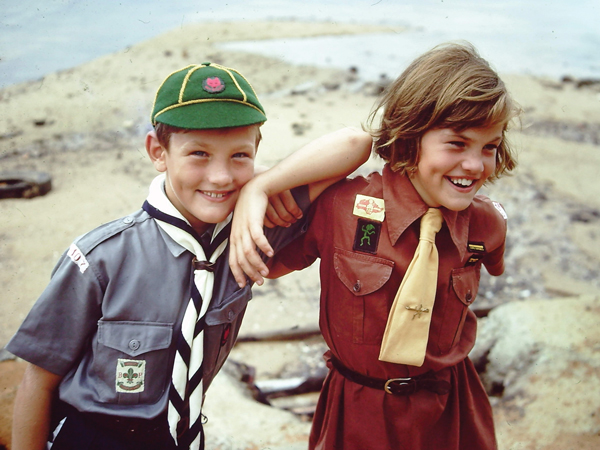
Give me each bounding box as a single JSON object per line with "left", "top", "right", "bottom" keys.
{"left": 451, "top": 178, "right": 473, "bottom": 187}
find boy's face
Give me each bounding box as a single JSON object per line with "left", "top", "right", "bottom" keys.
{"left": 409, "top": 123, "right": 503, "bottom": 211}
{"left": 147, "top": 125, "right": 258, "bottom": 234}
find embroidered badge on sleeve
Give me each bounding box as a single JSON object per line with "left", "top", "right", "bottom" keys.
{"left": 353, "top": 194, "right": 385, "bottom": 222}
{"left": 116, "top": 359, "right": 146, "bottom": 393}
{"left": 67, "top": 243, "right": 89, "bottom": 274}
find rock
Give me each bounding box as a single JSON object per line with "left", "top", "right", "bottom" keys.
{"left": 471, "top": 295, "right": 600, "bottom": 449}
{"left": 202, "top": 360, "right": 311, "bottom": 450}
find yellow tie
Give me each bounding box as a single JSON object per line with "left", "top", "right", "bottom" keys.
{"left": 379, "top": 208, "right": 443, "bottom": 367}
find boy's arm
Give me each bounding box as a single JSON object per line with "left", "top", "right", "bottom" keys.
{"left": 230, "top": 127, "right": 372, "bottom": 287}
{"left": 12, "top": 363, "right": 62, "bottom": 450}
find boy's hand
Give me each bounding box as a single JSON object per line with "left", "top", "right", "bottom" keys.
{"left": 265, "top": 190, "right": 303, "bottom": 228}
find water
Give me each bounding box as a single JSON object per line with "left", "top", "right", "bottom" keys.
{"left": 1, "top": 0, "right": 598, "bottom": 89}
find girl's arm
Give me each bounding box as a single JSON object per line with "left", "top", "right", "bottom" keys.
{"left": 230, "top": 127, "right": 372, "bottom": 287}
{"left": 12, "top": 363, "right": 63, "bottom": 450}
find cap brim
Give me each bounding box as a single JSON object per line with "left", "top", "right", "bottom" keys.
{"left": 154, "top": 101, "right": 266, "bottom": 129}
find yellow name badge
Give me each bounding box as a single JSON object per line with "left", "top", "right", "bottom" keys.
{"left": 353, "top": 194, "right": 385, "bottom": 222}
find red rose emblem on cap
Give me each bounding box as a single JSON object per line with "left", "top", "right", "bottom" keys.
{"left": 202, "top": 76, "right": 225, "bottom": 93}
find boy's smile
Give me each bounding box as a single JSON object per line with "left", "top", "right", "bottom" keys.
{"left": 409, "top": 123, "right": 504, "bottom": 211}
{"left": 147, "top": 126, "right": 258, "bottom": 234}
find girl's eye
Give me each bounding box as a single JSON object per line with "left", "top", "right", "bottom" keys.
{"left": 449, "top": 141, "right": 465, "bottom": 148}
{"left": 483, "top": 144, "right": 498, "bottom": 152}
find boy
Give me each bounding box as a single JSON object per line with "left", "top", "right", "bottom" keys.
{"left": 230, "top": 43, "right": 519, "bottom": 449}
{"left": 6, "top": 62, "right": 371, "bottom": 450}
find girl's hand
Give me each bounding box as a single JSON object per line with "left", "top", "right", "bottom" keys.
{"left": 230, "top": 179, "right": 302, "bottom": 287}
{"left": 265, "top": 189, "right": 303, "bottom": 228}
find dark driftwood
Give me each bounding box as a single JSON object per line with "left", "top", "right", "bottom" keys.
{"left": 236, "top": 325, "right": 321, "bottom": 343}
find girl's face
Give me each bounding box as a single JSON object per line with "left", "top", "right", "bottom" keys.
{"left": 409, "top": 123, "right": 504, "bottom": 211}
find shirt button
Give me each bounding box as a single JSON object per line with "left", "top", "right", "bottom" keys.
{"left": 123, "top": 217, "right": 133, "bottom": 224}
{"left": 227, "top": 310, "right": 235, "bottom": 320}
{"left": 128, "top": 339, "right": 141, "bottom": 351}
{"left": 353, "top": 281, "right": 361, "bottom": 293}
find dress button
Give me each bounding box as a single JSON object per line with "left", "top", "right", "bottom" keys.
{"left": 128, "top": 339, "right": 141, "bottom": 351}
{"left": 353, "top": 281, "right": 361, "bottom": 293}
{"left": 465, "top": 291, "right": 473, "bottom": 302}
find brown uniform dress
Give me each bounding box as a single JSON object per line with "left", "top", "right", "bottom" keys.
{"left": 270, "top": 166, "right": 506, "bottom": 450}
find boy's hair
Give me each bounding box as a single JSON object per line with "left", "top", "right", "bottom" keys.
{"left": 154, "top": 122, "right": 263, "bottom": 150}
{"left": 368, "top": 42, "right": 519, "bottom": 181}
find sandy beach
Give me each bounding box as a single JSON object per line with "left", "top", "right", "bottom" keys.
{"left": 1, "top": 20, "right": 600, "bottom": 450}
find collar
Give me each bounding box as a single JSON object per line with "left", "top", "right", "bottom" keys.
{"left": 381, "top": 165, "right": 469, "bottom": 260}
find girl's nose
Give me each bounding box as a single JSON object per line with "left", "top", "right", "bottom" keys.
{"left": 462, "top": 151, "right": 484, "bottom": 173}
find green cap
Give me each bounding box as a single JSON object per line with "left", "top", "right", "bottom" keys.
{"left": 151, "top": 62, "right": 266, "bottom": 129}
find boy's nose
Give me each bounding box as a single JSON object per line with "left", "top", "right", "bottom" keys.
{"left": 207, "top": 162, "right": 234, "bottom": 186}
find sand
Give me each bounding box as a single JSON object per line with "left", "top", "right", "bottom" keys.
{"left": 1, "top": 19, "right": 599, "bottom": 450}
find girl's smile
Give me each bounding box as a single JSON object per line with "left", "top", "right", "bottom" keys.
{"left": 409, "top": 123, "right": 504, "bottom": 211}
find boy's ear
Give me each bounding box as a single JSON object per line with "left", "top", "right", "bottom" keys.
{"left": 145, "top": 131, "right": 167, "bottom": 172}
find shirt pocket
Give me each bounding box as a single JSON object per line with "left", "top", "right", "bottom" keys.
{"left": 93, "top": 320, "right": 173, "bottom": 405}
{"left": 436, "top": 266, "right": 480, "bottom": 354}
{"left": 333, "top": 248, "right": 394, "bottom": 345}
{"left": 202, "top": 284, "right": 252, "bottom": 393}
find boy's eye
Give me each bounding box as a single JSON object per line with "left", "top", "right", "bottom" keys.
{"left": 192, "top": 151, "right": 209, "bottom": 157}
{"left": 232, "top": 152, "right": 251, "bottom": 159}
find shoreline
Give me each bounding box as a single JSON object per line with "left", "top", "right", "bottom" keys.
{"left": 1, "top": 19, "right": 600, "bottom": 450}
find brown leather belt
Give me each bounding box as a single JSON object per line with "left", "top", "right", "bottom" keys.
{"left": 330, "top": 356, "right": 451, "bottom": 396}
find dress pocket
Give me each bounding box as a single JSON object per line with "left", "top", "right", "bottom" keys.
{"left": 436, "top": 266, "right": 480, "bottom": 354}
{"left": 333, "top": 248, "right": 394, "bottom": 344}
{"left": 93, "top": 321, "right": 173, "bottom": 405}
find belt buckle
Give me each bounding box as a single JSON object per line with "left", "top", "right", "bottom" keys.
{"left": 384, "top": 377, "right": 414, "bottom": 395}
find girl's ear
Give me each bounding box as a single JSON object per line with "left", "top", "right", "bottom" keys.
{"left": 145, "top": 131, "right": 167, "bottom": 172}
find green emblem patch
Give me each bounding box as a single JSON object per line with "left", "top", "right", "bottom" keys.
{"left": 353, "top": 218, "right": 381, "bottom": 254}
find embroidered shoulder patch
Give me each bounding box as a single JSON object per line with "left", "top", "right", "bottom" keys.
{"left": 67, "top": 243, "right": 89, "bottom": 274}
{"left": 492, "top": 201, "right": 508, "bottom": 220}
{"left": 353, "top": 194, "right": 385, "bottom": 222}
{"left": 116, "top": 359, "right": 145, "bottom": 393}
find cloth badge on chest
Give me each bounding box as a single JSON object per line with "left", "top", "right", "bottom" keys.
{"left": 353, "top": 218, "right": 382, "bottom": 254}
{"left": 352, "top": 195, "right": 385, "bottom": 254}
{"left": 116, "top": 359, "right": 145, "bottom": 393}
{"left": 353, "top": 194, "right": 385, "bottom": 222}
{"left": 466, "top": 242, "right": 486, "bottom": 266}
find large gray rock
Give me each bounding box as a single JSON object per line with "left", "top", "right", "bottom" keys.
{"left": 471, "top": 295, "right": 600, "bottom": 449}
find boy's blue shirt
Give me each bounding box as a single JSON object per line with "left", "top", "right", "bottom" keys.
{"left": 5, "top": 185, "right": 310, "bottom": 419}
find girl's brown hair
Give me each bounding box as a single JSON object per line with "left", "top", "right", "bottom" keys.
{"left": 368, "top": 42, "right": 519, "bottom": 181}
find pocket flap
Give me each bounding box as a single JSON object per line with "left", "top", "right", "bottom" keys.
{"left": 97, "top": 321, "right": 173, "bottom": 357}
{"left": 334, "top": 248, "right": 394, "bottom": 296}
{"left": 204, "top": 284, "right": 252, "bottom": 326}
{"left": 451, "top": 267, "right": 480, "bottom": 306}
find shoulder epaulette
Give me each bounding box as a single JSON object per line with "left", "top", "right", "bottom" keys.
{"left": 73, "top": 209, "right": 148, "bottom": 255}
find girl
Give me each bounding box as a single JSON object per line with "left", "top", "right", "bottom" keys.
{"left": 230, "top": 42, "right": 519, "bottom": 450}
